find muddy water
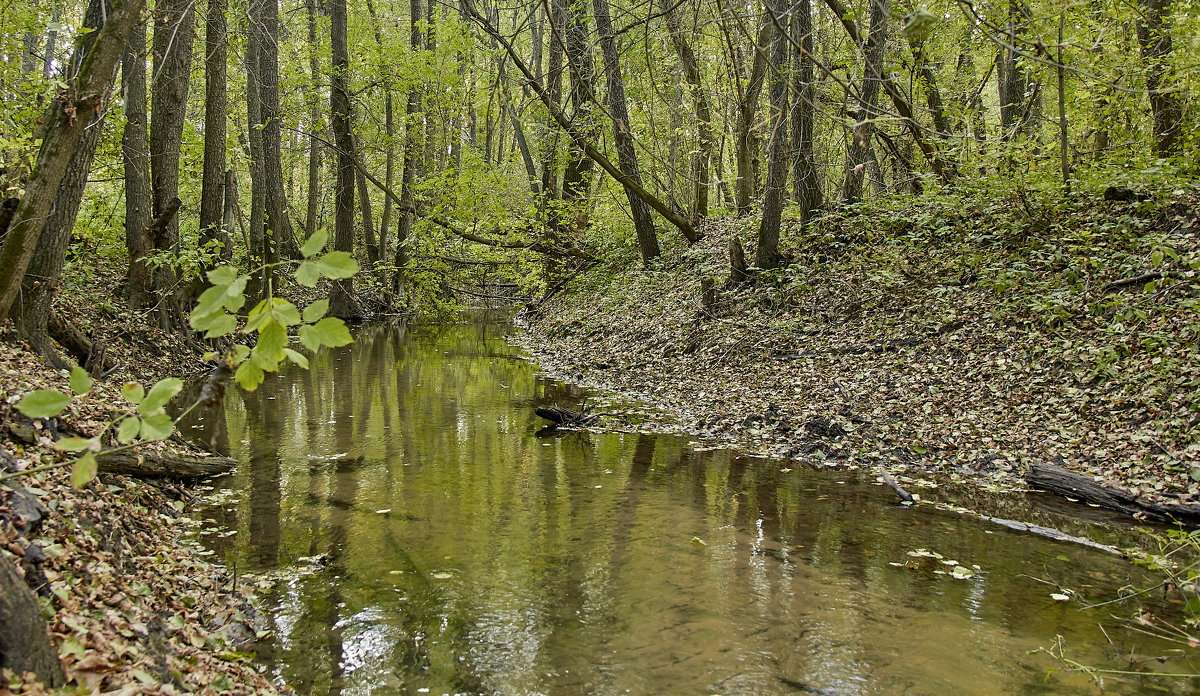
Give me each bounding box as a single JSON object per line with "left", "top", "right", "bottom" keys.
{"left": 194, "top": 319, "right": 1199, "bottom": 695}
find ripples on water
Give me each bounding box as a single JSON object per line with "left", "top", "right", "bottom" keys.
{"left": 193, "top": 320, "right": 1200, "bottom": 695}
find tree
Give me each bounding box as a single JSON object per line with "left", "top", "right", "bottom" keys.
{"left": 663, "top": 0, "right": 714, "bottom": 222}
{"left": 790, "top": 0, "right": 822, "bottom": 219}
{"left": 755, "top": 0, "right": 790, "bottom": 270}
{"left": 0, "top": 0, "right": 146, "bottom": 320}
{"left": 592, "top": 0, "right": 661, "bottom": 264}
{"left": 843, "top": 0, "right": 889, "bottom": 204}
{"left": 198, "top": 0, "right": 230, "bottom": 271}
{"left": 122, "top": 21, "right": 153, "bottom": 309}
{"left": 1136, "top": 0, "right": 1183, "bottom": 156}
{"left": 328, "top": 0, "right": 356, "bottom": 317}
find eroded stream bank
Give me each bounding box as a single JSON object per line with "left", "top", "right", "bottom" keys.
{"left": 193, "top": 319, "right": 1197, "bottom": 695}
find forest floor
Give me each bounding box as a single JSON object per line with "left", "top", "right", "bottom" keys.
{"left": 518, "top": 183, "right": 1200, "bottom": 511}
{"left": 1, "top": 262, "right": 287, "bottom": 694}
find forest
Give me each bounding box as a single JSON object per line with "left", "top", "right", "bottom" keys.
{"left": 1, "top": 0, "right": 1199, "bottom": 691}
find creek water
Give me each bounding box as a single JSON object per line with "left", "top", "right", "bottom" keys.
{"left": 191, "top": 319, "right": 1199, "bottom": 695}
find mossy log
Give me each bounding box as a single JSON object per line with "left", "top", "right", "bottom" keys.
{"left": 98, "top": 450, "right": 236, "bottom": 478}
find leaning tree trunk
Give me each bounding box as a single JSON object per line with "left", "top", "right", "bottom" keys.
{"left": 755, "top": 0, "right": 790, "bottom": 271}
{"left": 592, "top": 0, "right": 661, "bottom": 264}
{"left": 0, "top": 0, "right": 145, "bottom": 320}
{"left": 12, "top": 0, "right": 113, "bottom": 368}
{"left": 842, "top": 0, "right": 888, "bottom": 204}
{"left": 1136, "top": 0, "right": 1183, "bottom": 156}
{"left": 328, "top": 0, "right": 357, "bottom": 317}
{"left": 149, "top": 0, "right": 196, "bottom": 332}
{"left": 198, "top": 0, "right": 228, "bottom": 271}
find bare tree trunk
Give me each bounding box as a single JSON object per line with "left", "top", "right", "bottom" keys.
{"left": 734, "top": 18, "right": 771, "bottom": 216}
{"left": 1137, "top": 0, "right": 1183, "bottom": 156}
{"left": 304, "top": 0, "right": 323, "bottom": 238}
{"left": 150, "top": 0, "right": 196, "bottom": 331}
{"left": 0, "top": 555, "right": 63, "bottom": 687}
{"left": 123, "top": 20, "right": 154, "bottom": 309}
{"left": 664, "top": 0, "right": 714, "bottom": 222}
{"left": 592, "top": 0, "right": 661, "bottom": 264}
{"left": 843, "top": 0, "right": 888, "bottom": 204}
{"left": 199, "top": 0, "right": 228, "bottom": 271}
{"left": 329, "top": 0, "right": 356, "bottom": 317}
{"left": 0, "top": 0, "right": 145, "bottom": 320}
{"left": 790, "top": 0, "right": 822, "bottom": 220}
{"left": 252, "top": 0, "right": 300, "bottom": 261}
{"left": 560, "top": 0, "right": 598, "bottom": 208}
{"left": 392, "top": 0, "right": 424, "bottom": 305}
{"left": 756, "top": 0, "right": 789, "bottom": 270}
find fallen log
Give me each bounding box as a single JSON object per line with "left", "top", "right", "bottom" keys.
{"left": 98, "top": 450, "right": 236, "bottom": 479}
{"left": 1027, "top": 462, "right": 1200, "bottom": 524}
{"left": 535, "top": 405, "right": 600, "bottom": 427}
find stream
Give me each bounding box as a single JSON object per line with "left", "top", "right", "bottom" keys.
{"left": 190, "top": 318, "right": 1199, "bottom": 695}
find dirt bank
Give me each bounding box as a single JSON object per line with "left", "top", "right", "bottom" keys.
{"left": 517, "top": 192, "right": 1200, "bottom": 511}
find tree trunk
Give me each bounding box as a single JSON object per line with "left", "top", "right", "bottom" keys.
{"left": 0, "top": 554, "right": 63, "bottom": 686}
{"left": 149, "top": 0, "right": 196, "bottom": 331}
{"left": 1136, "top": 0, "right": 1183, "bottom": 156}
{"left": 123, "top": 22, "right": 154, "bottom": 309}
{"left": 790, "top": 0, "right": 823, "bottom": 219}
{"left": 198, "top": 0, "right": 228, "bottom": 270}
{"left": 734, "top": 18, "right": 771, "bottom": 216}
{"left": 245, "top": 3, "right": 268, "bottom": 299}
{"left": 592, "top": 0, "right": 661, "bottom": 265}
{"left": 0, "top": 0, "right": 146, "bottom": 320}
{"left": 560, "top": 0, "right": 598, "bottom": 208}
{"left": 392, "top": 0, "right": 424, "bottom": 305}
{"left": 842, "top": 0, "right": 888, "bottom": 204}
{"left": 664, "top": 0, "right": 714, "bottom": 223}
{"left": 253, "top": 0, "right": 300, "bottom": 261}
{"left": 756, "top": 0, "right": 789, "bottom": 270}
{"left": 11, "top": 0, "right": 112, "bottom": 367}
{"left": 304, "top": 0, "right": 323, "bottom": 238}
{"left": 329, "top": 0, "right": 356, "bottom": 317}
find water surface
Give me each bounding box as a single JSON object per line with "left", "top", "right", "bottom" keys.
{"left": 195, "top": 320, "right": 1199, "bottom": 695}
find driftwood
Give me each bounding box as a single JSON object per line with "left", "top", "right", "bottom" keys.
{"left": 0, "top": 555, "right": 63, "bottom": 685}
{"left": 535, "top": 404, "right": 600, "bottom": 427}
{"left": 1027, "top": 462, "right": 1200, "bottom": 523}
{"left": 98, "top": 450, "right": 236, "bottom": 479}
{"left": 877, "top": 466, "right": 915, "bottom": 503}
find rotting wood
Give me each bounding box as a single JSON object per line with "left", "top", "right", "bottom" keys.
{"left": 1027, "top": 462, "right": 1200, "bottom": 523}
{"left": 878, "top": 466, "right": 914, "bottom": 503}
{"left": 535, "top": 404, "right": 599, "bottom": 427}
{"left": 977, "top": 514, "right": 1122, "bottom": 555}
{"left": 97, "top": 450, "right": 235, "bottom": 478}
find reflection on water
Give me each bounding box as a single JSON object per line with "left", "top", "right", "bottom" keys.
{"left": 197, "top": 319, "right": 1200, "bottom": 695}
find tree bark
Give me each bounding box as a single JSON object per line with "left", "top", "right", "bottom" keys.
{"left": 0, "top": 0, "right": 146, "bottom": 320}
{"left": 392, "top": 0, "right": 425, "bottom": 304}
{"left": 663, "top": 0, "right": 714, "bottom": 222}
{"left": 304, "top": 0, "right": 323, "bottom": 239}
{"left": 253, "top": 0, "right": 300, "bottom": 261}
{"left": 328, "top": 0, "right": 357, "bottom": 317}
{"left": 842, "top": 0, "right": 888, "bottom": 204}
{"left": 12, "top": 0, "right": 113, "bottom": 368}
{"left": 755, "top": 0, "right": 789, "bottom": 270}
{"left": 592, "top": 0, "right": 661, "bottom": 264}
{"left": 734, "top": 18, "right": 771, "bottom": 216}
{"left": 149, "top": 0, "right": 196, "bottom": 331}
{"left": 0, "top": 554, "right": 63, "bottom": 686}
{"left": 123, "top": 22, "right": 154, "bottom": 309}
{"left": 198, "top": 0, "right": 228, "bottom": 269}
{"left": 1136, "top": 0, "right": 1183, "bottom": 156}
{"left": 790, "top": 0, "right": 823, "bottom": 219}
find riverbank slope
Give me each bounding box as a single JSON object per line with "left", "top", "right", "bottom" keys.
{"left": 519, "top": 185, "right": 1200, "bottom": 509}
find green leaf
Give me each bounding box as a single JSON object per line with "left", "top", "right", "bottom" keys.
{"left": 139, "top": 413, "right": 174, "bottom": 441}
{"left": 296, "top": 252, "right": 359, "bottom": 287}
{"left": 302, "top": 299, "right": 330, "bottom": 324}
{"left": 251, "top": 321, "right": 287, "bottom": 370}
{"left": 139, "top": 378, "right": 183, "bottom": 416}
{"left": 298, "top": 317, "right": 353, "bottom": 351}
{"left": 196, "top": 312, "right": 238, "bottom": 338}
{"left": 300, "top": 228, "right": 328, "bottom": 258}
{"left": 244, "top": 299, "right": 271, "bottom": 334}
{"left": 54, "top": 437, "right": 93, "bottom": 452}
{"left": 71, "top": 453, "right": 98, "bottom": 489}
{"left": 122, "top": 382, "right": 145, "bottom": 405}
{"left": 901, "top": 8, "right": 939, "bottom": 43}
{"left": 116, "top": 417, "right": 141, "bottom": 444}
{"left": 69, "top": 366, "right": 93, "bottom": 396}
{"left": 207, "top": 265, "right": 240, "bottom": 286}
{"left": 16, "top": 390, "right": 72, "bottom": 418}
{"left": 235, "top": 361, "right": 266, "bottom": 391}
{"left": 273, "top": 301, "right": 302, "bottom": 327}
{"left": 230, "top": 344, "right": 252, "bottom": 362}
{"left": 283, "top": 348, "right": 310, "bottom": 369}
